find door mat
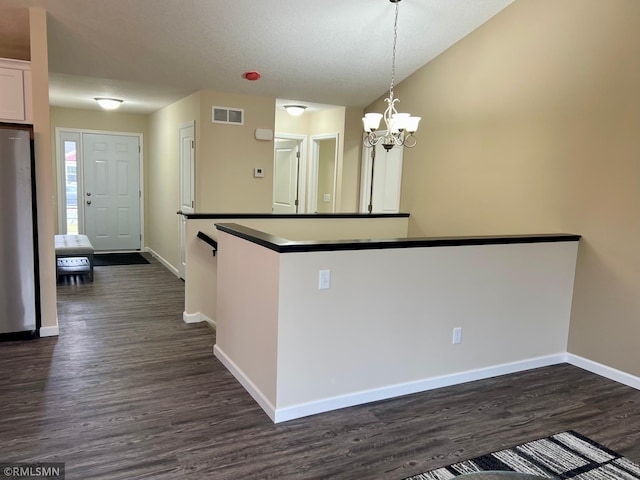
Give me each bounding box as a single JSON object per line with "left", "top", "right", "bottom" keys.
{"left": 404, "top": 430, "right": 640, "bottom": 480}
{"left": 94, "top": 253, "right": 150, "bottom": 266}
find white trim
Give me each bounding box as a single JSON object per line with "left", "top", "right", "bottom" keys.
{"left": 274, "top": 133, "right": 308, "bottom": 213}
{"left": 215, "top": 349, "right": 565, "bottom": 423}
{"left": 566, "top": 353, "right": 640, "bottom": 390}
{"left": 54, "top": 128, "right": 145, "bottom": 249}
{"left": 182, "top": 311, "right": 216, "bottom": 330}
{"left": 309, "top": 133, "right": 339, "bottom": 214}
{"left": 183, "top": 312, "right": 201, "bottom": 324}
{"left": 39, "top": 325, "right": 59, "bottom": 337}
{"left": 146, "top": 247, "right": 179, "bottom": 277}
{"left": 274, "top": 353, "right": 566, "bottom": 423}
{"left": 213, "top": 345, "right": 277, "bottom": 422}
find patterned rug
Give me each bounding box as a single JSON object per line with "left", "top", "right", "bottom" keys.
{"left": 405, "top": 431, "right": 640, "bottom": 479}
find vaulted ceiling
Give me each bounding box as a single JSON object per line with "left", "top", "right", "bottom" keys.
{"left": 0, "top": 0, "right": 515, "bottom": 113}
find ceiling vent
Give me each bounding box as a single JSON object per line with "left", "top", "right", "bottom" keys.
{"left": 212, "top": 106, "right": 244, "bottom": 125}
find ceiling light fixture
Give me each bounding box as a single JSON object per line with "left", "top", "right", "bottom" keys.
{"left": 95, "top": 98, "right": 124, "bottom": 110}
{"left": 363, "top": 0, "right": 420, "bottom": 151}
{"left": 284, "top": 105, "right": 307, "bottom": 117}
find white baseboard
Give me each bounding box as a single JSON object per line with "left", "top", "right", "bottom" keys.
{"left": 213, "top": 345, "right": 276, "bottom": 422}
{"left": 146, "top": 247, "right": 179, "bottom": 277}
{"left": 183, "top": 312, "right": 216, "bottom": 330}
{"left": 183, "top": 312, "right": 201, "bottom": 324}
{"left": 214, "top": 349, "right": 566, "bottom": 423}
{"left": 39, "top": 325, "right": 59, "bottom": 337}
{"left": 274, "top": 353, "right": 566, "bottom": 423}
{"left": 566, "top": 353, "right": 640, "bottom": 390}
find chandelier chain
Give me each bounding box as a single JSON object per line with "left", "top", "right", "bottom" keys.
{"left": 389, "top": 0, "right": 400, "bottom": 100}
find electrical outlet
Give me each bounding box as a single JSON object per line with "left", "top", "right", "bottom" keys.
{"left": 452, "top": 327, "right": 462, "bottom": 344}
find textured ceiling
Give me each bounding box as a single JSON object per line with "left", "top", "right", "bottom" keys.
{"left": 0, "top": 0, "right": 515, "bottom": 113}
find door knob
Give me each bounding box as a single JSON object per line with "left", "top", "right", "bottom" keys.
{"left": 86, "top": 200, "right": 92, "bottom": 205}
{"left": 86, "top": 192, "right": 92, "bottom": 196}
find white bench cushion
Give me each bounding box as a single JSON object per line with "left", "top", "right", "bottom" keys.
{"left": 54, "top": 234, "right": 94, "bottom": 255}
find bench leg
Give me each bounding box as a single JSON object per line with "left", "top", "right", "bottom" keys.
{"left": 88, "top": 253, "right": 94, "bottom": 282}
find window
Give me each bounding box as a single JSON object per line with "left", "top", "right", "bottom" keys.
{"left": 63, "top": 140, "right": 78, "bottom": 234}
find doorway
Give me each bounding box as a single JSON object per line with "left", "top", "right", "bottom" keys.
{"left": 56, "top": 129, "right": 143, "bottom": 251}
{"left": 359, "top": 138, "right": 404, "bottom": 213}
{"left": 273, "top": 134, "right": 307, "bottom": 213}
{"left": 178, "top": 121, "right": 195, "bottom": 279}
{"left": 309, "top": 134, "right": 338, "bottom": 213}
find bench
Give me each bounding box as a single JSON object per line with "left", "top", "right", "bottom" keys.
{"left": 54, "top": 234, "right": 94, "bottom": 282}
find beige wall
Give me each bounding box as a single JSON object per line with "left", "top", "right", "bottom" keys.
{"left": 197, "top": 90, "right": 275, "bottom": 213}
{"left": 367, "top": 0, "right": 640, "bottom": 375}
{"left": 29, "top": 8, "right": 57, "bottom": 331}
{"left": 184, "top": 216, "right": 410, "bottom": 324}
{"left": 216, "top": 230, "right": 281, "bottom": 409}
{"left": 275, "top": 106, "right": 364, "bottom": 212}
{"left": 214, "top": 229, "right": 579, "bottom": 421}
{"left": 147, "top": 92, "right": 200, "bottom": 268}
{"left": 341, "top": 106, "right": 365, "bottom": 212}
{"left": 49, "top": 106, "right": 150, "bottom": 234}
{"left": 316, "top": 138, "right": 336, "bottom": 213}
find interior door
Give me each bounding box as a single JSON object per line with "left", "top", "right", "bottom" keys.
{"left": 83, "top": 133, "right": 141, "bottom": 251}
{"left": 178, "top": 121, "right": 195, "bottom": 279}
{"left": 360, "top": 140, "right": 404, "bottom": 213}
{"left": 273, "top": 139, "right": 300, "bottom": 213}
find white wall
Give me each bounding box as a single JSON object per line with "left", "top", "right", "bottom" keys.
{"left": 184, "top": 216, "right": 410, "bottom": 325}
{"left": 276, "top": 241, "right": 577, "bottom": 410}
{"left": 214, "top": 227, "right": 579, "bottom": 422}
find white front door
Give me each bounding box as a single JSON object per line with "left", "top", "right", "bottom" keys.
{"left": 83, "top": 133, "right": 141, "bottom": 251}
{"left": 360, "top": 140, "right": 404, "bottom": 213}
{"left": 273, "top": 139, "right": 300, "bottom": 213}
{"left": 178, "top": 121, "right": 195, "bottom": 279}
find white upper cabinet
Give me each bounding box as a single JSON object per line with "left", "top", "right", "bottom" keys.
{"left": 0, "top": 58, "right": 32, "bottom": 124}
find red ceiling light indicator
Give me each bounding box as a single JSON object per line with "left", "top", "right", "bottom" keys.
{"left": 244, "top": 71, "right": 261, "bottom": 81}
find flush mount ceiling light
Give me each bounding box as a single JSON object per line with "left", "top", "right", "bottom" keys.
{"left": 94, "top": 97, "right": 123, "bottom": 110}
{"left": 363, "top": 0, "right": 420, "bottom": 151}
{"left": 284, "top": 105, "right": 307, "bottom": 117}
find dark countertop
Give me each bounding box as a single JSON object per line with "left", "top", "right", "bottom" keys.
{"left": 214, "top": 223, "right": 581, "bottom": 254}
{"left": 184, "top": 212, "right": 410, "bottom": 219}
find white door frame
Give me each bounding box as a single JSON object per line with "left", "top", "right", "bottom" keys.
{"left": 274, "top": 133, "right": 308, "bottom": 213}
{"left": 359, "top": 132, "right": 403, "bottom": 213}
{"left": 55, "top": 127, "right": 144, "bottom": 247}
{"left": 309, "top": 133, "right": 339, "bottom": 213}
{"left": 55, "top": 129, "right": 83, "bottom": 234}
{"left": 178, "top": 121, "right": 195, "bottom": 280}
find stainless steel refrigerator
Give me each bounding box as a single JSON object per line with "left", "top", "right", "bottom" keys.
{"left": 0, "top": 123, "right": 40, "bottom": 338}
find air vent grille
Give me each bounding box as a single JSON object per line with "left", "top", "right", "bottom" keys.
{"left": 212, "top": 106, "right": 244, "bottom": 125}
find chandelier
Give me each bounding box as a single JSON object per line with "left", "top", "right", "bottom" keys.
{"left": 363, "top": 0, "right": 420, "bottom": 151}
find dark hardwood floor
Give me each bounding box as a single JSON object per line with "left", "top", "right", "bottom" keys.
{"left": 1, "top": 254, "right": 639, "bottom": 479}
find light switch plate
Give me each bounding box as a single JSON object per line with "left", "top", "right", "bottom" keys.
{"left": 319, "top": 269, "right": 330, "bottom": 289}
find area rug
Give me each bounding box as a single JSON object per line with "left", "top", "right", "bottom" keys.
{"left": 94, "top": 253, "right": 150, "bottom": 266}
{"left": 405, "top": 431, "right": 640, "bottom": 480}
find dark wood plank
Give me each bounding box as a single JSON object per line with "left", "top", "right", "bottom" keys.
{"left": 0, "top": 254, "right": 639, "bottom": 479}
